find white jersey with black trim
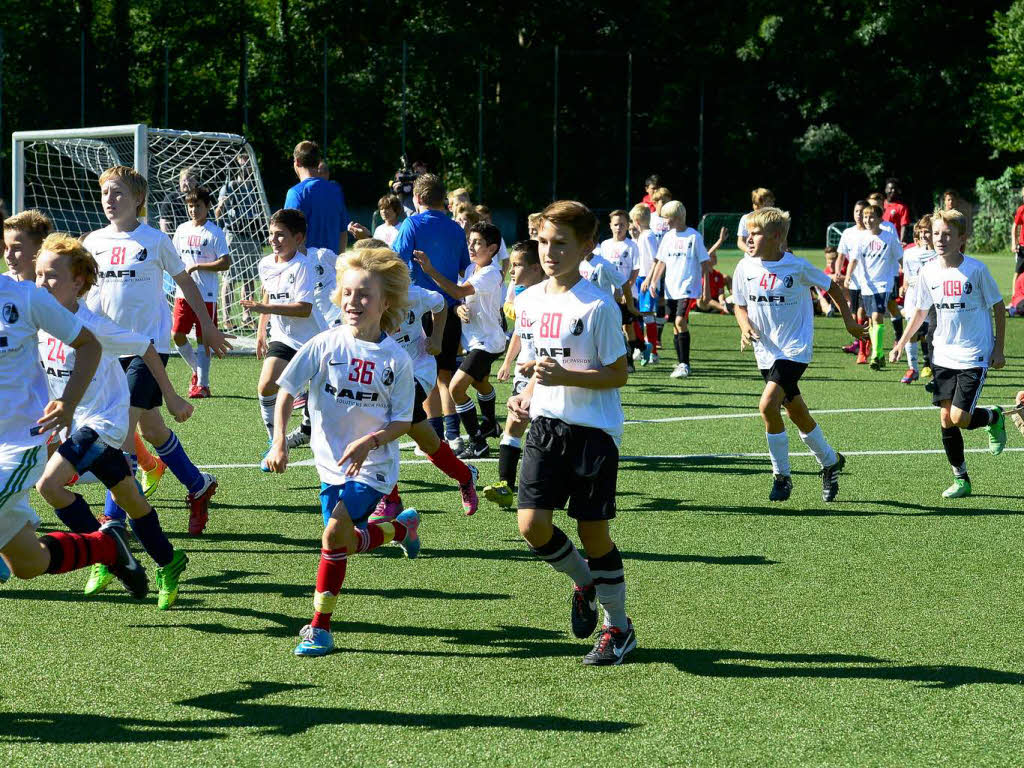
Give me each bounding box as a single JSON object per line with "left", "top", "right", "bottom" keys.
{"left": 172, "top": 220, "right": 229, "bottom": 302}
{"left": 579, "top": 254, "right": 626, "bottom": 297}
{"left": 732, "top": 253, "right": 832, "bottom": 369}
{"left": 38, "top": 303, "right": 150, "bottom": 449}
{"left": 837, "top": 226, "right": 867, "bottom": 292}
{"left": 307, "top": 247, "right": 341, "bottom": 328}
{"left": 599, "top": 238, "right": 639, "bottom": 286}
{"left": 0, "top": 277, "right": 83, "bottom": 452}
{"left": 519, "top": 278, "right": 627, "bottom": 444}
{"left": 391, "top": 284, "right": 445, "bottom": 391}
{"left": 277, "top": 327, "right": 414, "bottom": 493}
{"left": 635, "top": 229, "right": 658, "bottom": 278}
{"left": 650, "top": 212, "right": 670, "bottom": 244}
{"left": 512, "top": 286, "right": 540, "bottom": 367}
{"left": 84, "top": 222, "right": 186, "bottom": 355}
{"left": 912, "top": 256, "right": 1002, "bottom": 370}
{"left": 851, "top": 228, "right": 903, "bottom": 294}
{"left": 655, "top": 227, "right": 710, "bottom": 300}
{"left": 258, "top": 253, "right": 321, "bottom": 349}
{"left": 460, "top": 262, "right": 506, "bottom": 354}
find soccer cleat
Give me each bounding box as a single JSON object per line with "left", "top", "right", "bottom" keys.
{"left": 483, "top": 479, "right": 514, "bottom": 508}
{"left": 583, "top": 619, "right": 636, "bottom": 666}
{"left": 570, "top": 583, "right": 599, "bottom": 639}
{"left": 900, "top": 369, "right": 919, "bottom": 384}
{"left": 195, "top": 385, "right": 212, "bottom": 399}
{"left": 942, "top": 477, "right": 972, "bottom": 499}
{"left": 448, "top": 437, "right": 465, "bottom": 455}
{"left": 460, "top": 464, "right": 480, "bottom": 515}
{"left": 0, "top": 557, "right": 9, "bottom": 584}
{"left": 259, "top": 440, "right": 273, "bottom": 473}
{"left": 986, "top": 406, "right": 1006, "bottom": 456}
{"left": 286, "top": 428, "right": 310, "bottom": 449}
{"left": 186, "top": 473, "right": 217, "bottom": 536}
{"left": 99, "top": 520, "right": 149, "bottom": 599}
{"left": 156, "top": 549, "right": 188, "bottom": 610}
{"left": 650, "top": 353, "right": 659, "bottom": 365}
{"left": 395, "top": 508, "right": 421, "bottom": 558}
{"left": 140, "top": 457, "right": 167, "bottom": 499}
{"left": 842, "top": 341, "right": 859, "bottom": 354}
{"left": 921, "top": 365, "right": 933, "bottom": 378}
{"left": 669, "top": 363, "right": 687, "bottom": 379}
{"left": 869, "top": 356, "right": 885, "bottom": 371}
{"left": 293, "top": 391, "right": 308, "bottom": 410}
{"left": 478, "top": 420, "right": 501, "bottom": 439}
{"left": 187, "top": 384, "right": 203, "bottom": 398}
{"left": 856, "top": 350, "right": 868, "bottom": 364}
{"left": 820, "top": 453, "right": 846, "bottom": 503}
{"left": 457, "top": 439, "right": 489, "bottom": 460}
{"left": 368, "top": 495, "right": 403, "bottom": 524}
{"left": 769, "top": 474, "right": 792, "bottom": 502}
{"left": 640, "top": 342, "right": 653, "bottom": 365}
{"left": 631, "top": 346, "right": 642, "bottom": 361}
{"left": 84, "top": 563, "right": 115, "bottom": 595}
{"left": 294, "top": 624, "right": 334, "bottom": 657}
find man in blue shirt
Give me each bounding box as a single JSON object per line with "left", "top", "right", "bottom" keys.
{"left": 392, "top": 173, "right": 473, "bottom": 450}
{"left": 284, "top": 141, "right": 348, "bottom": 253}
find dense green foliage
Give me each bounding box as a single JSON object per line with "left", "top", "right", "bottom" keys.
{"left": 0, "top": 1, "right": 1021, "bottom": 243}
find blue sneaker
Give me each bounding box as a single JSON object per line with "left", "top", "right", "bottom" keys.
{"left": 396, "top": 508, "right": 421, "bottom": 559}
{"left": 0, "top": 557, "right": 10, "bottom": 584}
{"left": 294, "top": 624, "right": 334, "bottom": 656}
{"left": 259, "top": 440, "right": 272, "bottom": 473}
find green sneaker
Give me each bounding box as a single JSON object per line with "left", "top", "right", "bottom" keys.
{"left": 140, "top": 458, "right": 167, "bottom": 499}
{"left": 156, "top": 549, "right": 188, "bottom": 610}
{"left": 942, "top": 477, "right": 972, "bottom": 499}
{"left": 985, "top": 407, "right": 1006, "bottom": 456}
{"left": 483, "top": 480, "right": 515, "bottom": 508}
{"left": 84, "top": 563, "right": 114, "bottom": 595}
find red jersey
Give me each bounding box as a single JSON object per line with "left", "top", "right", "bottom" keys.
{"left": 1013, "top": 205, "right": 1024, "bottom": 246}
{"left": 883, "top": 201, "right": 910, "bottom": 235}
{"left": 642, "top": 193, "right": 656, "bottom": 213}
{"left": 1012, "top": 271, "right": 1024, "bottom": 307}
{"left": 705, "top": 269, "right": 726, "bottom": 297}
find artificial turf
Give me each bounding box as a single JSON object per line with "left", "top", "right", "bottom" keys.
{"left": 2, "top": 250, "right": 1023, "bottom": 766}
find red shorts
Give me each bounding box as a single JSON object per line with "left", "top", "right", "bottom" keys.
{"left": 171, "top": 298, "right": 217, "bottom": 340}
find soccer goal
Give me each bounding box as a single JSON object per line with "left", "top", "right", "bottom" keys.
{"left": 698, "top": 212, "right": 745, "bottom": 250}
{"left": 826, "top": 221, "right": 854, "bottom": 249}
{"left": 11, "top": 124, "right": 271, "bottom": 349}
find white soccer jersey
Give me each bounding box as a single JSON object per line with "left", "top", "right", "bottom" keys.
{"left": 519, "top": 279, "right": 627, "bottom": 443}
{"left": 901, "top": 246, "right": 937, "bottom": 312}
{"left": 39, "top": 303, "right": 150, "bottom": 450}
{"left": 513, "top": 288, "right": 539, "bottom": 367}
{"left": 635, "top": 229, "right": 658, "bottom": 278}
{"left": 84, "top": 223, "right": 186, "bottom": 355}
{"left": 392, "top": 284, "right": 445, "bottom": 391}
{"left": 655, "top": 227, "right": 710, "bottom": 300}
{"left": 880, "top": 220, "right": 898, "bottom": 238}
{"left": 258, "top": 253, "right": 320, "bottom": 350}
{"left": 738, "top": 213, "right": 750, "bottom": 240}
{"left": 733, "top": 253, "right": 832, "bottom": 369}
{"left": 373, "top": 222, "right": 399, "bottom": 247}
{"left": 837, "top": 226, "right": 867, "bottom": 291}
{"left": 912, "top": 256, "right": 1002, "bottom": 370}
{"left": 277, "top": 327, "right": 414, "bottom": 493}
{"left": 599, "top": 238, "right": 640, "bottom": 285}
{"left": 172, "top": 220, "right": 229, "bottom": 302}
{"left": 0, "top": 277, "right": 83, "bottom": 451}
{"left": 496, "top": 238, "right": 509, "bottom": 263}
{"left": 460, "top": 262, "right": 506, "bottom": 354}
{"left": 850, "top": 229, "right": 903, "bottom": 294}
{"left": 307, "top": 247, "right": 341, "bottom": 328}
{"left": 650, "top": 212, "right": 670, "bottom": 244}
{"left": 579, "top": 254, "right": 626, "bottom": 297}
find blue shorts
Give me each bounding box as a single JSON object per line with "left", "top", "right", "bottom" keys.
{"left": 635, "top": 277, "right": 656, "bottom": 314}
{"left": 319, "top": 481, "right": 383, "bottom": 527}
{"left": 862, "top": 291, "right": 890, "bottom": 316}
{"left": 57, "top": 427, "right": 131, "bottom": 489}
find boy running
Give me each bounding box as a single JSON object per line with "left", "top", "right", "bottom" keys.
{"left": 507, "top": 200, "right": 635, "bottom": 666}
{"left": 733, "top": 208, "right": 865, "bottom": 502}
{"left": 3, "top": 210, "right": 53, "bottom": 281}
{"left": 264, "top": 248, "right": 420, "bottom": 657}
{"left": 889, "top": 209, "right": 1007, "bottom": 499}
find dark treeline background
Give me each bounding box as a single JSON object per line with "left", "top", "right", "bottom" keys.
{"left": 1, "top": 0, "right": 1019, "bottom": 243}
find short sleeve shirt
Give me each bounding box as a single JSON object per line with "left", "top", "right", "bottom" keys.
{"left": 258, "top": 253, "right": 321, "bottom": 349}
{"left": 391, "top": 285, "right": 446, "bottom": 391}
{"left": 460, "top": 262, "right": 506, "bottom": 354}
{"left": 173, "top": 220, "right": 229, "bottom": 302}
{"left": 392, "top": 210, "right": 471, "bottom": 306}
{"left": 655, "top": 228, "right": 710, "bottom": 300}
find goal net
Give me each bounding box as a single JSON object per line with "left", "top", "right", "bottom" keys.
{"left": 12, "top": 124, "right": 271, "bottom": 350}
{"left": 698, "top": 212, "right": 745, "bottom": 251}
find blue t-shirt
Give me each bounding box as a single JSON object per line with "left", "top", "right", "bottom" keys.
{"left": 392, "top": 209, "right": 471, "bottom": 306}
{"left": 284, "top": 178, "right": 349, "bottom": 251}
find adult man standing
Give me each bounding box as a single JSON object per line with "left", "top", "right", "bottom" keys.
{"left": 284, "top": 141, "right": 348, "bottom": 254}
{"left": 883, "top": 178, "right": 911, "bottom": 243}
{"left": 1010, "top": 186, "right": 1024, "bottom": 279}
{"left": 392, "top": 173, "right": 472, "bottom": 450}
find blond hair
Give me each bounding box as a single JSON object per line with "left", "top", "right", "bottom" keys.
{"left": 454, "top": 202, "right": 482, "bottom": 227}
{"left": 3, "top": 209, "right": 54, "bottom": 244}
{"left": 98, "top": 166, "right": 148, "bottom": 215}
{"left": 332, "top": 248, "right": 410, "bottom": 333}
{"left": 751, "top": 187, "right": 775, "bottom": 208}
{"left": 527, "top": 212, "right": 542, "bottom": 227}
{"left": 651, "top": 187, "right": 672, "bottom": 204}
{"left": 629, "top": 204, "right": 651, "bottom": 228}
{"left": 352, "top": 237, "right": 390, "bottom": 250}
{"left": 660, "top": 200, "right": 686, "bottom": 224}
{"left": 931, "top": 208, "right": 967, "bottom": 239}
{"left": 41, "top": 232, "right": 98, "bottom": 296}
{"left": 747, "top": 207, "right": 791, "bottom": 241}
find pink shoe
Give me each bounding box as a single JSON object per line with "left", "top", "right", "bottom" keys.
{"left": 369, "top": 495, "right": 403, "bottom": 524}
{"left": 460, "top": 465, "right": 480, "bottom": 516}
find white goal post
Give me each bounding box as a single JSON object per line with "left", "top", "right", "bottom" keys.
{"left": 11, "top": 124, "right": 271, "bottom": 349}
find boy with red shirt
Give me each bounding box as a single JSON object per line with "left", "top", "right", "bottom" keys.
{"left": 883, "top": 178, "right": 911, "bottom": 243}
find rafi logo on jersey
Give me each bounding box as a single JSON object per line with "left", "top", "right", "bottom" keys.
{"left": 99, "top": 269, "right": 138, "bottom": 279}
{"left": 44, "top": 366, "right": 72, "bottom": 379}
{"left": 783, "top": 275, "right": 794, "bottom": 288}
{"left": 748, "top": 294, "right": 786, "bottom": 304}
{"left": 2, "top": 302, "right": 19, "bottom": 324}
{"left": 268, "top": 292, "right": 291, "bottom": 301}
{"left": 569, "top": 318, "right": 584, "bottom": 336}
{"left": 536, "top": 346, "right": 571, "bottom": 357}
{"left": 323, "top": 381, "right": 380, "bottom": 403}
{"left": 381, "top": 366, "right": 395, "bottom": 386}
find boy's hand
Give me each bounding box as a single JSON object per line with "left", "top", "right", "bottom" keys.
{"left": 347, "top": 221, "right": 371, "bottom": 240}
{"left": 256, "top": 336, "right": 268, "bottom": 360}
{"left": 37, "top": 400, "right": 73, "bottom": 436}
{"left": 497, "top": 362, "right": 511, "bottom": 381}
{"left": 456, "top": 304, "right": 471, "bottom": 323}
{"left": 339, "top": 435, "right": 375, "bottom": 477}
{"left": 845, "top": 319, "right": 867, "bottom": 339}
{"left": 265, "top": 442, "right": 288, "bottom": 473}
{"left": 1015, "top": 390, "right": 1024, "bottom": 406}
{"left": 413, "top": 250, "right": 433, "bottom": 272}
{"left": 888, "top": 344, "right": 904, "bottom": 364}
{"left": 165, "top": 393, "right": 194, "bottom": 423}
{"left": 201, "top": 325, "right": 232, "bottom": 359}
{"left": 740, "top": 326, "right": 760, "bottom": 345}
{"left": 991, "top": 351, "right": 1006, "bottom": 370}
{"left": 534, "top": 357, "right": 571, "bottom": 386}
{"left": 426, "top": 336, "right": 442, "bottom": 356}
{"left": 507, "top": 393, "right": 531, "bottom": 423}
{"left": 240, "top": 299, "right": 263, "bottom": 312}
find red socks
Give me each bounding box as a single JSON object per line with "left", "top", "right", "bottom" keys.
{"left": 41, "top": 530, "right": 116, "bottom": 574}
{"left": 311, "top": 547, "right": 347, "bottom": 631}
{"left": 428, "top": 441, "right": 472, "bottom": 485}
{"left": 645, "top": 322, "right": 659, "bottom": 353}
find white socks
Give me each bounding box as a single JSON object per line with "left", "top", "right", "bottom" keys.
{"left": 259, "top": 394, "right": 277, "bottom": 439}
{"left": 196, "top": 346, "right": 211, "bottom": 387}
{"left": 799, "top": 424, "right": 837, "bottom": 469}
{"left": 177, "top": 343, "right": 197, "bottom": 372}
{"left": 907, "top": 341, "right": 920, "bottom": 371}
{"left": 766, "top": 431, "right": 790, "bottom": 476}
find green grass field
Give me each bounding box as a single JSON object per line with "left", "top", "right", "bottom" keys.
{"left": 3, "top": 252, "right": 1024, "bottom": 766}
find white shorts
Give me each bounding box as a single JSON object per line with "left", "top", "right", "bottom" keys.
{"left": 0, "top": 445, "right": 45, "bottom": 549}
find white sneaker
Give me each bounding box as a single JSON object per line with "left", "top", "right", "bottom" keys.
{"left": 285, "top": 428, "right": 310, "bottom": 449}
{"left": 650, "top": 353, "right": 659, "bottom": 365}
{"left": 448, "top": 437, "right": 465, "bottom": 454}
{"left": 413, "top": 445, "right": 427, "bottom": 457}
{"left": 632, "top": 347, "right": 642, "bottom": 361}
{"left": 681, "top": 363, "right": 690, "bottom": 377}
{"left": 669, "top": 363, "right": 687, "bottom": 379}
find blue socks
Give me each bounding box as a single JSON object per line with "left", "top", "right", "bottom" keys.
{"left": 428, "top": 416, "right": 444, "bottom": 440}
{"left": 102, "top": 453, "right": 138, "bottom": 522}
{"left": 55, "top": 494, "right": 100, "bottom": 533}
{"left": 443, "top": 414, "right": 461, "bottom": 442}
{"left": 128, "top": 510, "right": 174, "bottom": 567}
{"left": 155, "top": 431, "right": 203, "bottom": 494}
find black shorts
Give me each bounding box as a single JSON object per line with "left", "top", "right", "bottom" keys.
{"left": 120, "top": 353, "right": 170, "bottom": 410}
{"left": 889, "top": 283, "right": 900, "bottom": 302}
{"left": 266, "top": 341, "right": 298, "bottom": 362}
{"left": 760, "top": 359, "right": 808, "bottom": 404}
{"left": 412, "top": 381, "right": 428, "bottom": 424}
{"left": 57, "top": 427, "right": 132, "bottom": 488}
{"left": 460, "top": 349, "right": 498, "bottom": 382}
{"left": 665, "top": 298, "right": 696, "bottom": 320}
{"left": 423, "top": 304, "right": 462, "bottom": 373}
{"left": 931, "top": 366, "right": 987, "bottom": 412}
{"left": 517, "top": 416, "right": 619, "bottom": 520}
{"left": 848, "top": 289, "right": 862, "bottom": 315}
{"left": 618, "top": 302, "right": 635, "bottom": 325}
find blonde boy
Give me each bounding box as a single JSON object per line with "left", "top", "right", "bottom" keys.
{"left": 736, "top": 187, "right": 776, "bottom": 250}
{"left": 4, "top": 210, "right": 54, "bottom": 281}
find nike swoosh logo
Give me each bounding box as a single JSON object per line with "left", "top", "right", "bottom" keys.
{"left": 328, "top": 360, "right": 346, "bottom": 366}
{"left": 746, "top": 276, "right": 757, "bottom": 281}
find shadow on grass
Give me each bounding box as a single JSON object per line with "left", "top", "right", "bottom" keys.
{"left": 636, "top": 647, "right": 1024, "bottom": 689}
{"left": 702, "top": 500, "right": 1024, "bottom": 518}
{"left": 0, "top": 681, "right": 635, "bottom": 744}
{"left": 619, "top": 456, "right": 765, "bottom": 476}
